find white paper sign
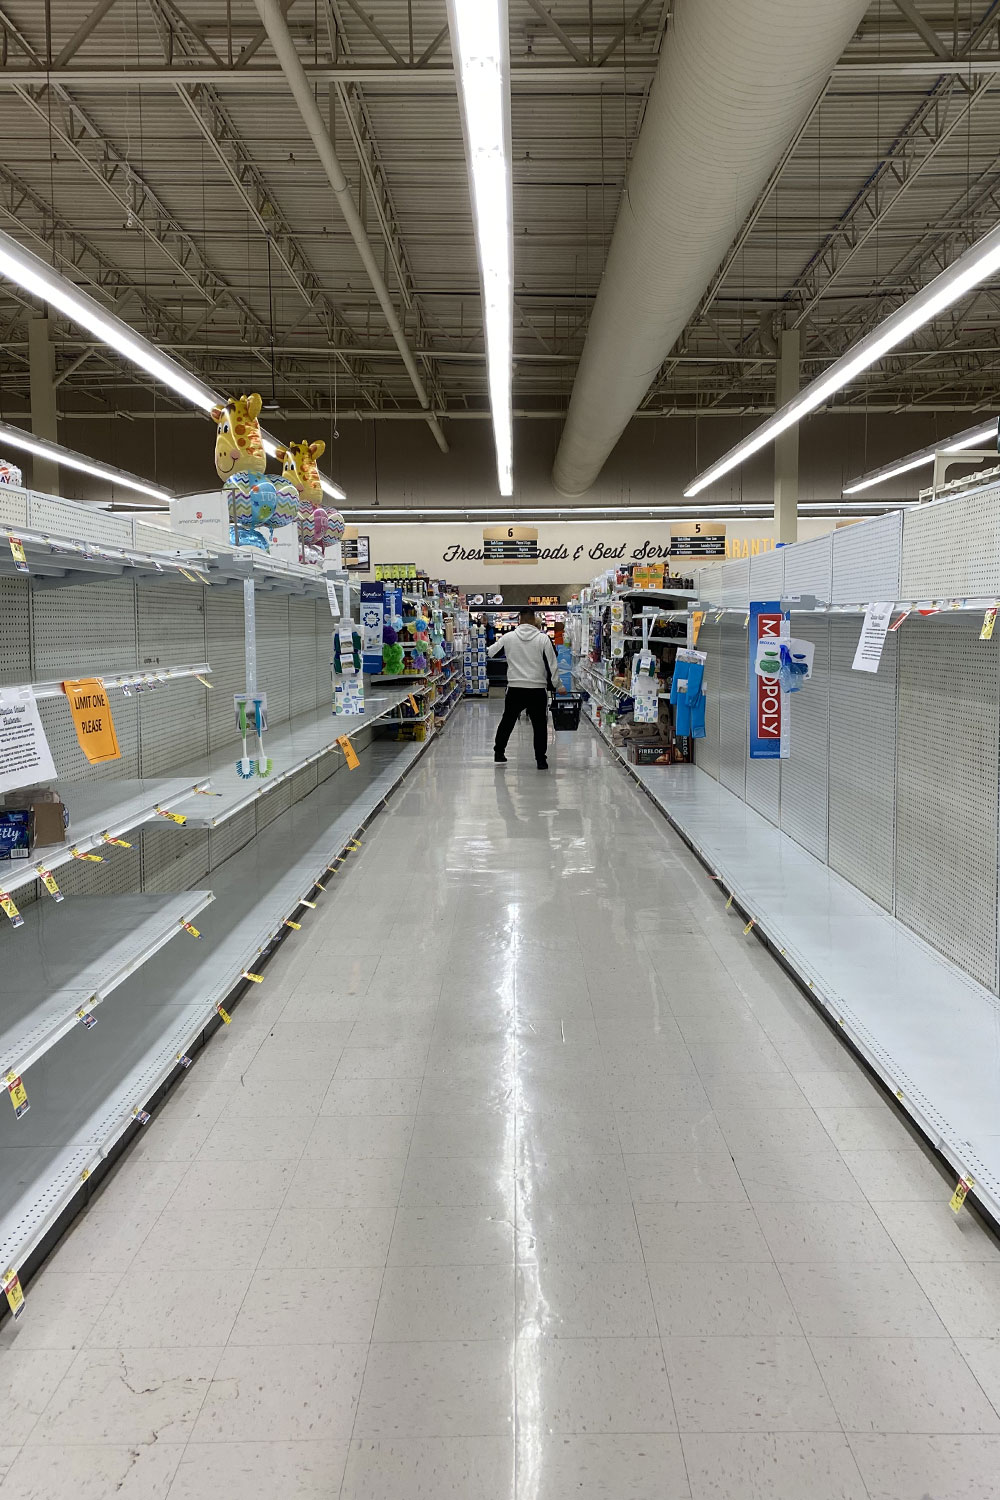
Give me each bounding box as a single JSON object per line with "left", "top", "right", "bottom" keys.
{"left": 0, "top": 686, "right": 58, "bottom": 793}
{"left": 853, "top": 602, "right": 894, "bottom": 674}
{"left": 326, "top": 579, "right": 341, "bottom": 618}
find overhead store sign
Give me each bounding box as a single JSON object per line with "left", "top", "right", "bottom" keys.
{"left": 670, "top": 525, "right": 726, "bottom": 557}
{"left": 748, "top": 603, "right": 789, "bottom": 760}
{"left": 483, "top": 526, "right": 538, "bottom": 564}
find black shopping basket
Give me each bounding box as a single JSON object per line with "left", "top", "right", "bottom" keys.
{"left": 550, "top": 692, "right": 583, "bottom": 731}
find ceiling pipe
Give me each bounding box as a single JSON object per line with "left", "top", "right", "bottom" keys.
{"left": 251, "top": 0, "right": 449, "bottom": 455}
{"left": 552, "top": 0, "right": 871, "bottom": 497}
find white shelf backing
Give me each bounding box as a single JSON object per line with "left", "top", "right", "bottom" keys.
{"left": 0, "top": 777, "right": 211, "bottom": 898}
{"left": 175, "top": 685, "right": 419, "bottom": 828}
{"left": 0, "top": 891, "right": 214, "bottom": 1080}
{"left": 0, "top": 732, "right": 434, "bottom": 1279}
{"left": 593, "top": 741, "right": 1000, "bottom": 1230}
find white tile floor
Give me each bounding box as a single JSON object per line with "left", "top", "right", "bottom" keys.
{"left": 2, "top": 700, "right": 1000, "bottom": 1499}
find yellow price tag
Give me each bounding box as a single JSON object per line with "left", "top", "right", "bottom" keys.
{"left": 102, "top": 833, "right": 132, "bottom": 848}
{"left": 337, "top": 735, "right": 361, "bottom": 770}
{"left": 178, "top": 567, "right": 198, "bottom": 583}
{"left": 36, "top": 867, "right": 63, "bottom": 902}
{"left": 217, "top": 1004, "right": 232, "bottom": 1023}
{"left": 3, "top": 1269, "right": 25, "bottom": 1320}
{"left": 949, "top": 1175, "right": 974, "bottom": 1214}
{"left": 743, "top": 918, "right": 756, "bottom": 935}
{"left": 0, "top": 890, "right": 23, "bottom": 928}
{"left": 982, "top": 608, "right": 997, "bottom": 641}
{"left": 300, "top": 899, "right": 317, "bottom": 910}
{"left": 725, "top": 895, "right": 734, "bottom": 911}
{"left": 195, "top": 675, "right": 213, "bottom": 689}
{"left": 284, "top": 919, "right": 301, "bottom": 930}
{"left": 408, "top": 695, "right": 418, "bottom": 713}
{"left": 155, "top": 807, "right": 187, "bottom": 825}
{"left": 181, "top": 922, "right": 201, "bottom": 939}
{"left": 8, "top": 535, "right": 28, "bottom": 573}
{"left": 744, "top": 613, "right": 750, "bottom": 629}
{"left": 314, "top": 880, "right": 326, "bottom": 892}
{"left": 70, "top": 846, "right": 103, "bottom": 862}
{"left": 5, "top": 1073, "right": 28, "bottom": 1119}
{"left": 241, "top": 972, "right": 263, "bottom": 984}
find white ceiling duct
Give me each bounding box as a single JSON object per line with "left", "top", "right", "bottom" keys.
{"left": 552, "top": 0, "right": 870, "bottom": 497}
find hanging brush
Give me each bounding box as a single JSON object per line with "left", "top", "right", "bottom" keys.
{"left": 253, "top": 695, "right": 272, "bottom": 778}
{"left": 236, "top": 697, "right": 254, "bottom": 779}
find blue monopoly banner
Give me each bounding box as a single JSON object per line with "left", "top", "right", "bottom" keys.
{"left": 749, "top": 601, "right": 790, "bottom": 760}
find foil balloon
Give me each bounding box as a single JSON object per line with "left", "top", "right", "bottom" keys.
{"left": 212, "top": 394, "right": 299, "bottom": 549}
{"left": 277, "top": 438, "right": 346, "bottom": 554}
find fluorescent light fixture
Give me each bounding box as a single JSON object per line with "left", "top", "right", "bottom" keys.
{"left": 842, "top": 417, "right": 998, "bottom": 494}
{"left": 446, "top": 0, "right": 514, "bottom": 497}
{"left": 685, "top": 219, "right": 1000, "bottom": 498}
{"left": 0, "top": 419, "right": 172, "bottom": 502}
{"left": 0, "top": 228, "right": 348, "bottom": 501}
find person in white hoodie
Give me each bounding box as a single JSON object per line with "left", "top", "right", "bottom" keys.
{"left": 488, "top": 608, "right": 565, "bottom": 769}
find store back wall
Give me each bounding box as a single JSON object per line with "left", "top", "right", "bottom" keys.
{"left": 54, "top": 408, "right": 949, "bottom": 508}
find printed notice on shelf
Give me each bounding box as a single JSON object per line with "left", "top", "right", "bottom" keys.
{"left": 325, "top": 579, "right": 341, "bottom": 618}
{"left": 0, "top": 686, "right": 57, "bottom": 793}
{"left": 852, "top": 602, "right": 894, "bottom": 674}
{"left": 62, "top": 678, "right": 121, "bottom": 765}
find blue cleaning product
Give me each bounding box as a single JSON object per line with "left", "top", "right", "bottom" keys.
{"left": 670, "top": 657, "right": 707, "bottom": 740}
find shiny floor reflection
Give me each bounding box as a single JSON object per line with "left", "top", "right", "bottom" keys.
{"left": 2, "top": 702, "right": 999, "bottom": 1500}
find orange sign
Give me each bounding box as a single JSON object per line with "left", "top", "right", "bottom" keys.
{"left": 62, "top": 678, "right": 121, "bottom": 765}
{"left": 337, "top": 735, "right": 361, "bottom": 770}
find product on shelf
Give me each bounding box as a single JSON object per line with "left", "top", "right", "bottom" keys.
{"left": 211, "top": 393, "right": 299, "bottom": 551}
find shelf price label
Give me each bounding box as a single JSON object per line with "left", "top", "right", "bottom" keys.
{"left": 155, "top": 807, "right": 187, "bottom": 825}
{"left": 8, "top": 535, "right": 28, "bottom": 573}
{"left": 337, "top": 735, "right": 360, "bottom": 770}
{"left": 284, "top": 919, "right": 301, "bottom": 930}
{"left": 982, "top": 609, "right": 998, "bottom": 641}
{"left": 62, "top": 679, "right": 121, "bottom": 765}
{"left": 299, "top": 898, "right": 317, "bottom": 910}
{"left": 180, "top": 921, "right": 202, "bottom": 939}
{"left": 0, "top": 890, "right": 23, "bottom": 928}
{"left": 70, "top": 846, "right": 103, "bottom": 862}
{"left": 3, "top": 1268, "right": 25, "bottom": 1320}
{"left": 408, "top": 695, "right": 418, "bottom": 713}
{"left": 217, "top": 1004, "right": 233, "bottom": 1024}
{"left": 5, "top": 1073, "right": 28, "bottom": 1119}
{"left": 102, "top": 833, "right": 132, "bottom": 849}
{"left": 77, "top": 1008, "right": 98, "bottom": 1030}
{"left": 36, "top": 867, "right": 63, "bottom": 902}
{"left": 950, "top": 1175, "right": 975, "bottom": 1214}
{"left": 240, "top": 971, "right": 263, "bottom": 985}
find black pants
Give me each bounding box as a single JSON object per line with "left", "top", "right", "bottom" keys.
{"left": 495, "top": 686, "right": 549, "bottom": 764}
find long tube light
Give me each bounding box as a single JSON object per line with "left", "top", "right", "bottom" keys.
{"left": 0, "top": 419, "right": 172, "bottom": 502}
{"left": 0, "top": 228, "right": 347, "bottom": 501}
{"left": 842, "top": 417, "right": 998, "bottom": 494}
{"left": 684, "top": 220, "right": 1000, "bottom": 498}
{"left": 446, "top": 0, "right": 514, "bottom": 497}
{"left": 340, "top": 500, "right": 907, "bottom": 521}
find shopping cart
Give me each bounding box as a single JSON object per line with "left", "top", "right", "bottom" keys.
{"left": 550, "top": 692, "right": 583, "bottom": 731}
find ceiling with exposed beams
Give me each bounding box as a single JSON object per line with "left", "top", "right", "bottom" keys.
{"left": 1, "top": 0, "right": 1000, "bottom": 447}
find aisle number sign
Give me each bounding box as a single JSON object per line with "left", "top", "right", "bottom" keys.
{"left": 62, "top": 678, "right": 121, "bottom": 765}
{"left": 483, "top": 526, "right": 538, "bottom": 565}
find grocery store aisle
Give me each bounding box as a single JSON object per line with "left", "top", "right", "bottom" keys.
{"left": 3, "top": 701, "right": 1000, "bottom": 1500}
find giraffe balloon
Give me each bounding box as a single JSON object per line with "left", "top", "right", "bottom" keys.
{"left": 276, "top": 437, "right": 346, "bottom": 558}
{"left": 210, "top": 394, "right": 299, "bottom": 551}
